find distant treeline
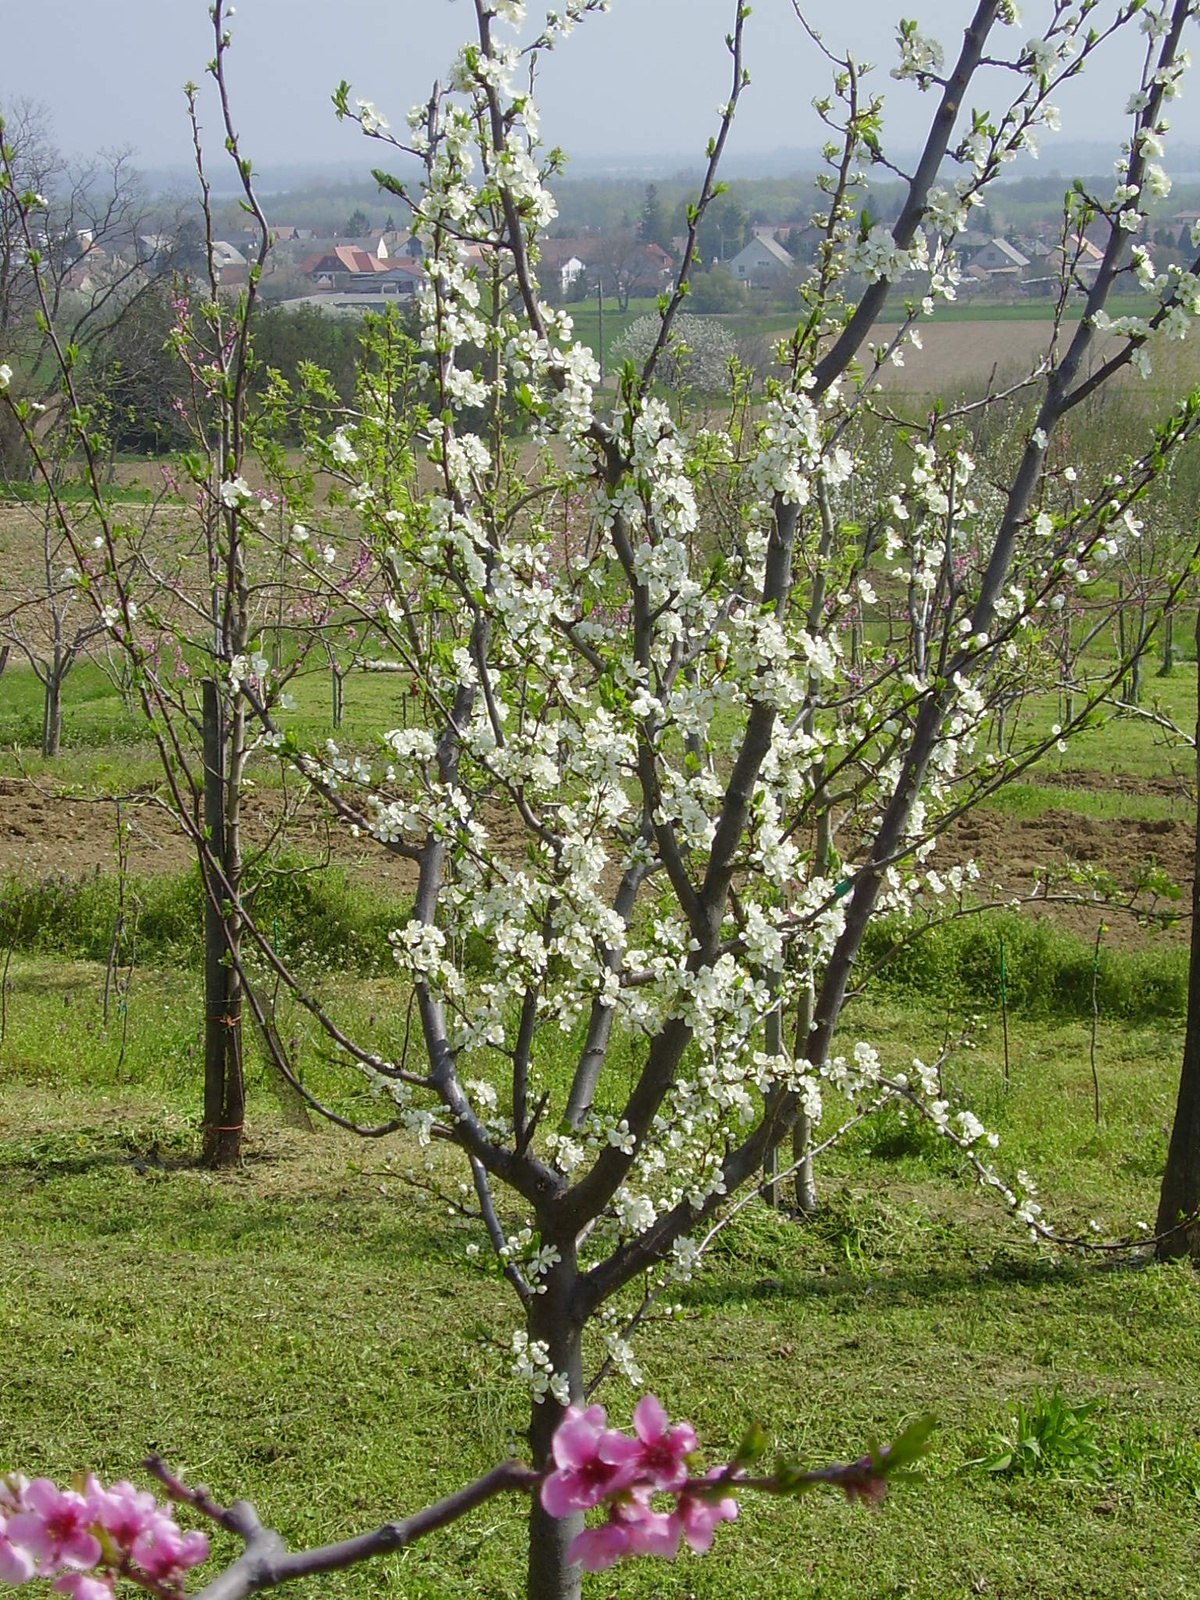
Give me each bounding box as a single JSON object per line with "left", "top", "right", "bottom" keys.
{"left": 204, "top": 166, "right": 1200, "bottom": 245}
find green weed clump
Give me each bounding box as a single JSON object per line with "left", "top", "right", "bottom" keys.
{"left": 970, "top": 1388, "right": 1104, "bottom": 1478}
{"left": 860, "top": 911, "right": 1189, "bottom": 1022}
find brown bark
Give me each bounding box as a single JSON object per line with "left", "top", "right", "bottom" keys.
{"left": 1155, "top": 607, "right": 1200, "bottom": 1259}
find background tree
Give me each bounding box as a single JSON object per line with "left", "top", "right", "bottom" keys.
{"left": 610, "top": 311, "right": 736, "bottom": 390}
{"left": 0, "top": 498, "right": 113, "bottom": 756}
{"left": 0, "top": 100, "right": 168, "bottom": 386}
{"left": 591, "top": 225, "right": 651, "bottom": 311}
{"left": 687, "top": 263, "right": 748, "bottom": 311}
{"left": 692, "top": 192, "right": 750, "bottom": 264}
{"left": 638, "top": 182, "right": 670, "bottom": 251}
{"left": 82, "top": 280, "right": 196, "bottom": 457}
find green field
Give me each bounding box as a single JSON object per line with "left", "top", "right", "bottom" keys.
{"left": 563, "top": 291, "right": 1164, "bottom": 376}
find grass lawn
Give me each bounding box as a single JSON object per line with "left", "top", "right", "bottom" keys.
{"left": 1, "top": 955, "right": 1198, "bottom": 1600}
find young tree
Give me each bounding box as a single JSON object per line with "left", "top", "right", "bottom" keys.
{"left": 0, "top": 498, "right": 115, "bottom": 757}
{"left": 9, "top": 3, "right": 1200, "bottom": 1598}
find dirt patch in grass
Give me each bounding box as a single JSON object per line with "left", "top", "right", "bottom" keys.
{"left": 947, "top": 805, "right": 1192, "bottom": 943}
{"left": 0, "top": 776, "right": 421, "bottom": 893}
{"left": 874, "top": 318, "right": 1126, "bottom": 397}
{"left": 1055, "top": 765, "right": 1190, "bottom": 800}
{"left": 0, "top": 768, "right": 1192, "bottom": 948}
{"left": 0, "top": 778, "right": 194, "bottom": 876}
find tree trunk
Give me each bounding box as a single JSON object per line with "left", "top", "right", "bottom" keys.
{"left": 784, "top": 965, "right": 820, "bottom": 1215}
{"left": 525, "top": 1264, "right": 584, "bottom": 1600}
{"left": 1160, "top": 610, "right": 1175, "bottom": 677}
{"left": 790, "top": 798, "right": 831, "bottom": 1217}
{"left": 1129, "top": 599, "right": 1145, "bottom": 706}
{"left": 791, "top": 1110, "right": 819, "bottom": 1215}
{"left": 41, "top": 674, "right": 62, "bottom": 758}
{"left": 1155, "top": 608, "right": 1200, "bottom": 1259}
{"left": 201, "top": 681, "right": 243, "bottom": 1168}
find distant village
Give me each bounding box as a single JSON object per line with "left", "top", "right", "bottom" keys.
{"left": 58, "top": 201, "right": 1200, "bottom": 318}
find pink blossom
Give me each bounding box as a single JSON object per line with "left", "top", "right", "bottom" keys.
{"left": 6, "top": 1481, "right": 102, "bottom": 1573}
{"left": 0, "top": 1476, "right": 29, "bottom": 1514}
{"left": 565, "top": 1518, "right": 630, "bottom": 1572}
{"left": 613, "top": 1493, "right": 680, "bottom": 1559}
{"left": 130, "top": 1519, "right": 209, "bottom": 1582}
{"left": 669, "top": 1469, "right": 739, "bottom": 1554}
{"left": 630, "top": 1394, "right": 696, "bottom": 1491}
{"left": 83, "top": 1479, "right": 158, "bottom": 1549}
{"left": 540, "top": 1404, "right": 640, "bottom": 1517}
{"left": 51, "top": 1573, "right": 113, "bottom": 1600}
{"left": 0, "top": 1518, "right": 36, "bottom": 1586}
{"left": 566, "top": 1492, "right": 681, "bottom": 1571}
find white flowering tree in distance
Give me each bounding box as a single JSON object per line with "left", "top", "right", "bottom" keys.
{"left": 9, "top": 1, "right": 1200, "bottom": 1596}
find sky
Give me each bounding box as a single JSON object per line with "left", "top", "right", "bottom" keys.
{"left": 5, "top": 1, "right": 1200, "bottom": 185}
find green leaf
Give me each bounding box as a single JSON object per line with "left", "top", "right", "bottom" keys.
{"left": 734, "top": 1421, "right": 769, "bottom": 1468}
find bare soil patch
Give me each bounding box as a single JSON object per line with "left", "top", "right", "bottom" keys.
{"left": 876, "top": 319, "right": 1125, "bottom": 397}
{"left": 0, "top": 777, "right": 420, "bottom": 895}
{"left": 946, "top": 805, "right": 1192, "bottom": 943}
{"left": 1056, "top": 765, "right": 1189, "bottom": 800}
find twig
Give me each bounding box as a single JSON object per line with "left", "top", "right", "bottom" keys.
{"left": 999, "top": 933, "right": 1010, "bottom": 1092}
{"left": 115, "top": 900, "right": 139, "bottom": 1079}
{"left": 144, "top": 1455, "right": 540, "bottom": 1600}
{"left": 0, "top": 894, "right": 21, "bottom": 1050}
{"left": 1090, "top": 922, "right": 1104, "bottom": 1125}
{"left": 103, "top": 799, "right": 128, "bottom": 1029}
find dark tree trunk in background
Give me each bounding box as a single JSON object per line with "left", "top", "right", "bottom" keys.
{"left": 201, "top": 680, "right": 243, "bottom": 1168}
{"left": 1155, "top": 607, "right": 1200, "bottom": 1259}
{"left": 1161, "top": 610, "right": 1175, "bottom": 676}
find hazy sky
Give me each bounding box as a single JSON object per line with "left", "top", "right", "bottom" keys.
{"left": 5, "top": 1, "right": 1200, "bottom": 181}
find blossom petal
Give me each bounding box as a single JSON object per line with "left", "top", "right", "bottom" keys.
{"left": 539, "top": 1472, "right": 580, "bottom": 1518}
{"left": 550, "top": 1413, "right": 603, "bottom": 1472}
{"left": 596, "top": 1430, "right": 641, "bottom": 1468}
{"left": 633, "top": 1393, "right": 668, "bottom": 1444}
{"left": 0, "top": 1538, "right": 35, "bottom": 1586}
{"left": 566, "top": 1522, "right": 630, "bottom": 1573}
